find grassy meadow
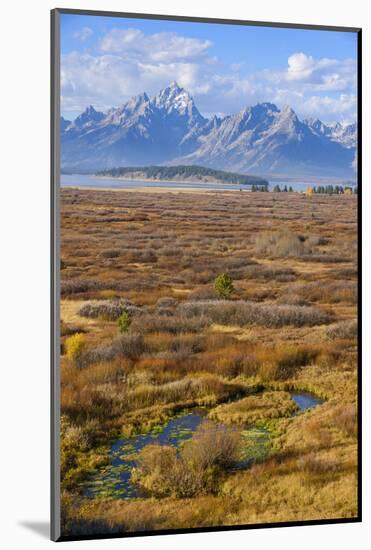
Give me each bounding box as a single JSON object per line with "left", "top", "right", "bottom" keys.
{"left": 59, "top": 187, "right": 358, "bottom": 536}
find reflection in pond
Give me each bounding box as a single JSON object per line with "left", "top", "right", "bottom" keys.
{"left": 290, "top": 392, "right": 323, "bottom": 411}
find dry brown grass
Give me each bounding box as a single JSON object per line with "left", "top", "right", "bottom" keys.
{"left": 132, "top": 421, "right": 241, "bottom": 498}
{"left": 60, "top": 188, "right": 358, "bottom": 535}
{"left": 209, "top": 391, "right": 298, "bottom": 426}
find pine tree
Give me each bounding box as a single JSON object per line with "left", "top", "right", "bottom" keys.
{"left": 214, "top": 273, "right": 235, "bottom": 299}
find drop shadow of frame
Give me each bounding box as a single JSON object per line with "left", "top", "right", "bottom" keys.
{"left": 18, "top": 521, "right": 49, "bottom": 539}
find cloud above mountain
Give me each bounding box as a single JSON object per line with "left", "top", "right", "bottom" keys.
{"left": 99, "top": 28, "right": 212, "bottom": 62}
{"left": 268, "top": 52, "right": 356, "bottom": 91}
{"left": 61, "top": 24, "right": 357, "bottom": 123}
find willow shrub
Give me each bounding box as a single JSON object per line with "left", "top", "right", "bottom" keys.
{"left": 133, "top": 421, "right": 241, "bottom": 498}
{"left": 65, "top": 333, "right": 87, "bottom": 368}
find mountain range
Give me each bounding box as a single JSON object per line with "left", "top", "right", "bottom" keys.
{"left": 61, "top": 81, "right": 357, "bottom": 179}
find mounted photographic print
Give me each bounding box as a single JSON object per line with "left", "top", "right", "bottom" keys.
{"left": 51, "top": 8, "right": 361, "bottom": 541}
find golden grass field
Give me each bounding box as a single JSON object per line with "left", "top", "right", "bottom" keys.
{"left": 59, "top": 187, "right": 358, "bottom": 536}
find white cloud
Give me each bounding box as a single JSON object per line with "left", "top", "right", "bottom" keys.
{"left": 61, "top": 29, "right": 357, "bottom": 123}
{"left": 299, "top": 93, "right": 357, "bottom": 117}
{"left": 61, "top": 51, "right": 204, "bottom": 113}
{"left": 267, "top": 52, "right": 356, "bottom": 93}
{"left": 61, "top": 28, "right": 214, "bottom": 113}
{"left": 287, "top": 52, "right": 315, "bottom": 81}
{"left": 99, "top": 28, "right": 212, "bottom": 63}
{"left": 73, "top": 26, "right": 93, "bottom": 42}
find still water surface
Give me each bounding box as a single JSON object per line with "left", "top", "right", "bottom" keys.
{"left": 61, "top": 173, "right": 314, "bottom": 192}
{"left": 82, "top": 392, "right": 323, "bottom": 500}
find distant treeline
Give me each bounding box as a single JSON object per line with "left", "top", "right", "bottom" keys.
{"left": 271, "top": 185, "right": 294, "bottom": 193}
{"left": 269, "top": 184, "right": 357, "bottom": 194}
{"left": 251, "top": 184, "right": 294, "bottom": 192}
{"left": 312, "top": 185, "right": 357, "bottom": 194}
{"left": 96, "top": 165, "right": 269, "bottom": 187}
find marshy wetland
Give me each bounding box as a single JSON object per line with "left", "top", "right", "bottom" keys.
{"left": 81, "top": 390, "right": 321, "bottom": 501}
{"left": 60, "top": 187, "right": 358, "bottom": 535}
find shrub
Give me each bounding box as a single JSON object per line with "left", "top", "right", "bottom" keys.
{"left": 131, "top": 313, "right": 207, "bottom": 334}
{"left": 168, "top": 334, "right": 205, "bottom": 355}
{"left": 133, "top": 421, "right": 241, "bottom": 498}
{"left": 183, "top": 421, "right": 240, "bottom": 471}
{"left": 117, "top": 311, "right": 131, "bottom": 334}
{"left": 159, "top": 246, "right": 183, "bottom": 257}
{"left": 297, "top": 453, "right": 339, "bottom": 476}
{"left": 78, "top": 345, "right": 117, "bottom": 366}
{"left": 127, "top": 250, "right": 158, "bottom": 263}
{"left": 132, "top": 445, "right": 178, "bottom": 497}
{"left": 304, "top": 417, "right": 332, "bottom": 447}
{"left": 277, "top": 293, "right": 307, "bottom": 306}
{"left": 245, "top": 265, "right": 296, "bottom": 282}
{"left": 326, "top": 319, "right": 357, "bottom": 340}
{"left": 125, "top": 375, "right": 245, "bottom": 410}
{"left": 255, "top": 230, "right": 308, "bottom": 257}
{"left": 214, "top": 273, "right": 235, "bottom": 299}
{"left": 143, "top": 332, "right": 205, "bottom": 357}
{"left": 156, "top": 296, "right": 177, "bottom": 309}
{"left": 65, "top": 333, "right": 87, "bottom": 367}
{"left": 112, "top": 333, "right": 146, "bottom": 360}
{"left": 99, "top": 248, "right": 121, "bottom": 258}
{"left": 329, "top": 267, "right": 357, "bottom": 279}
{"left": 79, "top": 299, "right": 142, "bottom": 321}
{"left": 257, "top": 344, "right": 319, "bottom": 381}
{"left": 288, "top": 282, "right": 357, "bottom": 304}
{"left": 178, "top": 300, "right": 332, "bottom": 328}
{"left": 210, "top": 348, "right": 258, "bottom": 378}
{"left": 299, "top": 254, "right": 351, "bottom": 263}
{"left": 61, "top": 279, "right": 103, "bottom": 297}
{"left": 155, "top": 296, "right": 178, "bottom": 317}
{"left": 62, "top": 519, "right": 123, "bottom": 538}
{"left": 73, "top": 334, "right": 146, "bottom": 367}
{"left": 189, "top": 287, "right": 220, "bottom": 300}
{"left": 61, "top": 321, "right": 85, "bottom": 337}
{"left": 331, "top": 404, "right": 357, "bottom": 438}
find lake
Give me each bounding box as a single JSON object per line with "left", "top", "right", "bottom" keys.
{"left": 60, "top": 173, "right": 319, "bottom": 193}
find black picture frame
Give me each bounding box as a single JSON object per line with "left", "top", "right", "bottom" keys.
{"left": 51, "top": 8, "right": 362, "bottom": 542}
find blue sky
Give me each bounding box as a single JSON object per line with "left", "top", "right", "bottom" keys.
{"left": 60, "top": 13, "right": 358, "bottom": 122}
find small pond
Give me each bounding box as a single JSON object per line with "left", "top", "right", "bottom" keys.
{"left": 82, "top": 391, "right": 323, "bottom": 500}
{"left": 84, "top": 412, "right": 204, "bottom": 499}
{"left": 291, "top": 392, "right": 323, "bottom": 411}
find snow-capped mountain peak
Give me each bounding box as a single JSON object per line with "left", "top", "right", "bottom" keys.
{"left": 271, "top": 105, "right": 302, "bottom": 135}
{"left": 60, "top": 116, "right": 71, "bottom": 132}
{"left": 154, "top": 80, "right": 182, "bottom": 100}
{"left": 105, "top": 93, "right": 151, "bottom": 125}
{"left": 73, "top": 105, "right": 105, "bottom": 128}
{"left": 152, "top": 82, "right": 204, "bottom": 121}
{"left": 328, "top": 121, "right": 357, "bottom": 148}
{"left": 305, "top": 117, "right": 329, "bottom": 136}
{"left": 126, "top": 92, "right": 150, "bottom": 110}
{"left": 305, "top": 118, "right": 357, "bottom": 148}
{"left": 61, "top": 82, "right": 357, "bottom": 178}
